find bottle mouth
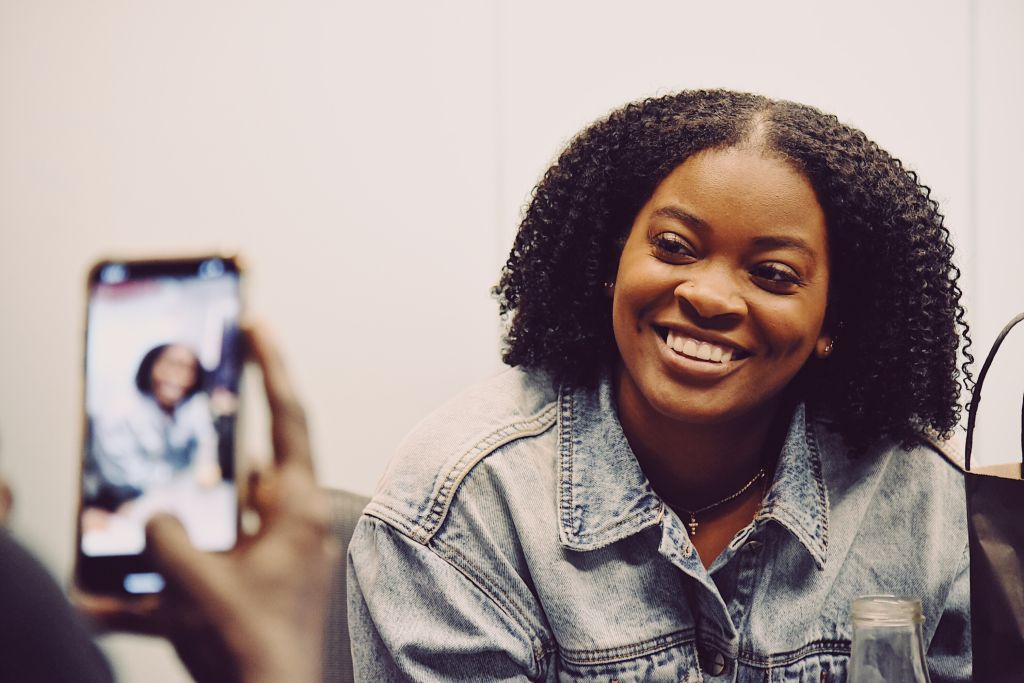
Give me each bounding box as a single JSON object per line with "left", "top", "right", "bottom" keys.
{"left": 852, "top": 595, "right": 924, "bottom": 625}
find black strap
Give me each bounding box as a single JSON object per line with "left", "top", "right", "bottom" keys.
{"left": 965, "top": 311, "right": 1024, "bottom": 472}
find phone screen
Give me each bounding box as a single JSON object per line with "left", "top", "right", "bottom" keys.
{"left": 77, "top": 257, "right": 243, "bottom": 594}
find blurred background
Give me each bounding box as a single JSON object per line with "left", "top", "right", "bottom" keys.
{"left": 1, "top": 1, "right": 1021, "bottom": 680}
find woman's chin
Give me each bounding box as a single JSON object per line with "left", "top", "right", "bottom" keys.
{"left": 154, "top": 393, "right": 184, "bottom": 411}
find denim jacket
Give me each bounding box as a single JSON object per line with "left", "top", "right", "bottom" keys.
{"left": 347, "top": 368, "right": 970, "bottom": 682}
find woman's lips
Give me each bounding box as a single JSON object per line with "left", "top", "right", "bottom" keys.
{"left": 666, "top": 329, "right": 732, "bottom": 363}
{"left": 657, "top": 326, "right": 751, "bottom": 365}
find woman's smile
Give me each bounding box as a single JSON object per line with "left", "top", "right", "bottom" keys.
{"left": 651, "top": 323, "right": 751, "bottom": 379}
{"left": 612, "top": 145, "right": 832, "bottom": 427}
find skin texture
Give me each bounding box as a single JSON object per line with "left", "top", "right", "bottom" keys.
{"left": 612, "top": 147, "right": 832, "bottom": 567}
{"left": 77, "top": 325, "right": 337, "bottom": 683}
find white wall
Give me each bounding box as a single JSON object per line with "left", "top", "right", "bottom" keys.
{"left": 968, "top": 0, "right": 1024, "bottom": 463}
{"left": 0, "top": 1, "right": 1017, "bottom": 681}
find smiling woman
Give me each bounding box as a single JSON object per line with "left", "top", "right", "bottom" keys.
{"left": 347, "top": 90, "right": 973, "bottom": 682}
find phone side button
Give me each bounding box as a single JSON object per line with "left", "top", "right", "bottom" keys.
{"left": 124, "top": 572, "right": 166, "bottom": 594}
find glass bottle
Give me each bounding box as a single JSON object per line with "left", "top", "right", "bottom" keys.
{"left": 848, "top": 596, "right": 931, "bottom": 682}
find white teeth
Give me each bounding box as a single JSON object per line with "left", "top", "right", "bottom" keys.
{"left": 662, "top": 329, "right": 736, "bottom": 364}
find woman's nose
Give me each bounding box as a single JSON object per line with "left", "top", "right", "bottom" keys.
{"left": 674, "top": 268, "right": 747, "bottom": 319}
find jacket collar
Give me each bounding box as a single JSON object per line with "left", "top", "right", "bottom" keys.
{"left": 555, "top": 377, "right": 664, "bottom": 551}
{"left": 556, "top": 374, "right": 830, "bottom": 568}
{"left": 757, "top": 403, "right": 830, "bottom": 569}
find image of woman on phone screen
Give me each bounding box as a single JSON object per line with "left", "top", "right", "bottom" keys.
{"left": 82, "top": 342, "right": 229, "bottom": 556}
{"left": 347, "top": 90, "right": 973, "bottom": 681}
{"left": 91, "top": 343, "right": 219, "bottom": 506}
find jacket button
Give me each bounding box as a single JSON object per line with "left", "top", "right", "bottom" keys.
{"left": 699, "top": 648, "right": 726, "bottom": 676}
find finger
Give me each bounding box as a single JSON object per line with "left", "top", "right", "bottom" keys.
{"left": 72, "top": 589, "right": 163, "bottom": 636}
{"left": 145, "top": 514, "right": 229, "bottom": 609}
{"left": 248, "top": 466, "right": 281, "bottom": 516}
{"left": 0, "top": 479, "right": 11, "bottom": 526}
{"left": 243, "top": 323, "right": 314, "bottom": 473}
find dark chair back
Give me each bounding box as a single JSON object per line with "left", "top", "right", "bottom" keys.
{"left": 322, "top": 488, "right": 370, "bottom": 683}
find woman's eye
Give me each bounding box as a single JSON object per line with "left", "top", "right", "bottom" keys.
{"left": 651, "top": 233, "right": 695, "bottom": 260}
{"left": 751, "top": 263, "right": 803, "bottom": 292}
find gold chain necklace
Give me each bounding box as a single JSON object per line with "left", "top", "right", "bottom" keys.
{"left": 663, "top": 467, "right": 766, "bottom": 537}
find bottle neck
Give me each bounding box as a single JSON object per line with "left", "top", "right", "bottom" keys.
{"left": 852, "top": 595, "right": 924, "bottom": 627}
{"left": 849, "top": 596, "right": 931, "bottom": 683}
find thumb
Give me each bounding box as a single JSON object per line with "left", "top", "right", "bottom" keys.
{"left": 146, "top": 514, "right": 229, "bottom": 607}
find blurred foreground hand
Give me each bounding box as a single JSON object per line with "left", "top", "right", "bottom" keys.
{"left": 0, "top": 478, "right": 11, "bottom": 526}
{"left": 78, "top": 324, "right": 338, "bottom": 683}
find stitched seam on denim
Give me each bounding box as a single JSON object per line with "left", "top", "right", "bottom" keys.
{"left": 431, "top": 533, "right": 555, "bottom": 675}
{"left": 363, "top": 501, "right": 429, "bottom": 542}
{"left": 736, "top": 639, "right": 851, "bottom": 667}
{"left": 566, "top": 506, "right": 665, "bottom": 545}
{"left": 698, "top": 631, "right": 738, "bottom": 659}
{"left": 758, "top": 419, "right": 829, "bottom": 568}
{"left": 558, "top": 387, "right": 575, "bottom": 536}
{"left": 557, "top": 387, "right": 662, "bottom": 548}
{"left": 662, "top": 515, "right": 708, "bottom": 578}
{"left": 727, "top": 535, "right": 761, "bottom": 636}
{"left": 419, "top": 403, "right": 559, "bottom": 539}
{"left": 363, "top": 404, "right": 561, "bottom": 543}
{"left": 356, "top": 516, "right": 552, "bottom": 678}
{"left": 806, "top": 418, "right": 830, "bottom": 552}
{"left": 557, "top": 629, "right": 696, "bottom": 666}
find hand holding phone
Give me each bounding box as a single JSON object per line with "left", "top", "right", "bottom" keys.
{"left": 77, "top": 325, "right": 338, "bottom": 683}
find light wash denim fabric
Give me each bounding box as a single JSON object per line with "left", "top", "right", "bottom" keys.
{"left": 347, "top": 368, "right": 970, "bottom": 682}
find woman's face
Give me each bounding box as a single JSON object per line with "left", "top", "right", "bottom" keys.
{"left": 150, "top": 345, "right": 199, "bottom": 410}
{"left": 611, "top": 146, "right": 831, "bottom": 428}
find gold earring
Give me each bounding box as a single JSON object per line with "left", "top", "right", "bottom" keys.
{"left": 823, "top": 339, "right": 835, "bottom": 356}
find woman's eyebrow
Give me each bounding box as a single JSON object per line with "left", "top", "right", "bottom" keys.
{"left": 752, "top": 235, "right": 818, "bottom": 262}
{"left": 650, "top": 206, "right": 709, "bottom": 231}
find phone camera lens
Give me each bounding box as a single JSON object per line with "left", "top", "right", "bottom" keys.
{"left": 199, "top": 259, "right": 225, "bottom": 279}
{"left": 100, "top": 264, "right": 127, "bottom": 284}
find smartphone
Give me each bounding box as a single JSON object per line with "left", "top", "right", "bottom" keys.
{"left": 75, "top": 256, "right": 244, "bottom": 595}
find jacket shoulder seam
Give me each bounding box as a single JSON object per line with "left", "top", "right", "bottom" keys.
{"left": 365, "top": 401, "right": 559, "bottom": 543}
{"left": 355, "top": 515, "right": 554, "bottom": 677}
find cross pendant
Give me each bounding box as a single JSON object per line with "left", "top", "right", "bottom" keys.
{"left": 687, "top": 515, "right": 699, "bottom": 536}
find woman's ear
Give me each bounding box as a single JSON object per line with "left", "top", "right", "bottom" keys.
{"left": 815, "top": 333, "right": 834, "bottom": 359}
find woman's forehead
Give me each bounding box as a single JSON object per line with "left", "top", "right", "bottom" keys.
{"left": 159, "top": 345, "right": 196, "bottom": 365}
{"left": 644, "top": 148, "right": 824, "bottom": 236}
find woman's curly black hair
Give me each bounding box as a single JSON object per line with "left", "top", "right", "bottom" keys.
{"left": 494, "top": 89, "right": 972, "bottom": 452}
